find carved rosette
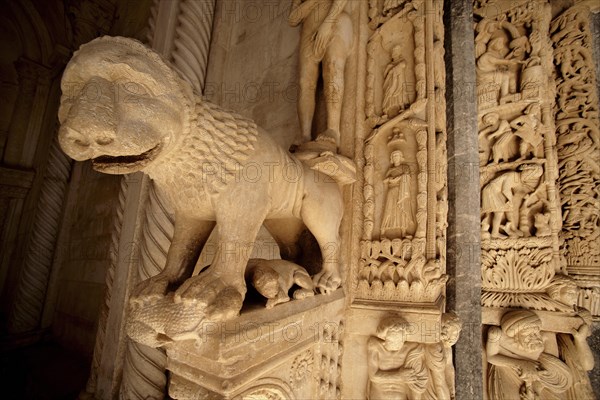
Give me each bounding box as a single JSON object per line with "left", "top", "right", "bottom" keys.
{"left": 551, "top": 4, "right": 600, "bottom": 317}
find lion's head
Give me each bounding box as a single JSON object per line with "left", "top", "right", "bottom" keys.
{"left": 58, "top": 37, "right": 194, "bottom": 174}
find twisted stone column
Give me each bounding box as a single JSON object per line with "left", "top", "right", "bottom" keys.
{"left": 120, "top": 184, "right": 172, "bottom": 400}
{"left": 8, "top": 137, "right": 72, "bottom": 333}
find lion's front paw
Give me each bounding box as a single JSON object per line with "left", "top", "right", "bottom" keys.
{"left": 174, "top": 272, "right": 245, "bottom": 322}
{"left": 130, "top": 274, "right": 171, "bottom": 307}
{"left": 313, "top": 267, "right": 341, "bottom": 295}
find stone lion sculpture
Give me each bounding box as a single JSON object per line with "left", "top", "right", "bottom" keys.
{"left": 58, "top": 37, "right": 346, "bottom": 344}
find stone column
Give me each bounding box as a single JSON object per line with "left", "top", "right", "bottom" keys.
{"left": 7, "top": 137, "right": 72, "bottom": 334}
{"left": 443, "top": 1, "right": 483, "bottom": 399}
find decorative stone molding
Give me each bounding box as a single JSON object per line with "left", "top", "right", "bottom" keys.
{"left": 171, "top": 0, "right": 215, "bottom": 93}
{"left": 0, "top": 166, "right": 35, "bottom": 199}
{"left": 343, "top": 1, "right": 458, "bottom": 398}
{"left": 357, "top": 0, "right": 447, "bottom": 306}
{"left": 551, "top": 3, "right": 600, "bottom": 318}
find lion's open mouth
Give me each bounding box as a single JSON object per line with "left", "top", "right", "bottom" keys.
{"left": 92, "top": 142, "right": 162, "bottom": 173}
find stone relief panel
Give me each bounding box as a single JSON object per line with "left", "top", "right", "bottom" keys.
{"left": 484, "top": 309, "right": 594, "bottom": 400}
{"left": 474, "top": 0, "right": 564, "bottom": 309}
{"left": 475, "top": 1, "right": 596, "bottom": 398}
{"left": 342, "top": 1, "right": 457, "bottom": 399}
{"left": 358, "top": 0, "right": 447, "bottom": 305}
{"left": 551, "top": 4, "right": 600, "bottom": 317}
{"left": 364, "top": 313, "right": 460, "bottom": 400}
{"left": 164, "top": 295, "right": 344, "bottom": 399}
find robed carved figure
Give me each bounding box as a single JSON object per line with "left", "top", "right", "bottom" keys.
{"left": 57, "top": 37, "right": 346, "bottom": 346}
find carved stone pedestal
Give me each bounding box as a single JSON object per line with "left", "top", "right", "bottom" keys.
{"left": 166, "top": 291, "right": 345, "bottom": 399}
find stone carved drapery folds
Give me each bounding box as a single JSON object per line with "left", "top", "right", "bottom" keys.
{"left": 474, "top": 1, "right": 596, "bottom": 398}
{"left": 551, "top": 4, "right": 600, "bottom": 318}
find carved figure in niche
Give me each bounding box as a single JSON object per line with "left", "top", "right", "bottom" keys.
{"left": 481, "top": 164, "right": 543, "bottom": 239}
{"left": 383, "top": 46, "right": 410, "bottom": 118}
{"left": 486, "top": 310, "right": 572, "bottom": 400}
{"left": 58, "top": 37, "right": 345, "bottom": 329}
{"left": 511, "top": 104, "right": 544, "bottom": 160}
{"left": 479, "top": 112, "right": 518, "bottom": 165}
{"left": 288, "top": 0, "right": 353, "bottom": 149}
{"left": 477, "top": 37, "right": 523, "bottom": 102}
{"left": 246, "top": 258, "right": 314, "bottom": 309}
{"left": 424, "top": 313, "right": 461, "bottom": 400}
{"left": 381, "top": 129, "right": 415, "bottom": 239}
{"left": 367, "top": 315, "right": 427, "bottom": 400}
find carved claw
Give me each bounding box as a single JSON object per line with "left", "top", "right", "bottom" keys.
{"left": 174, "top": 271, "right": 245, "bottom": 322}
{"left": 130, "top": 274, "right": 171, "bottom": 307}
{"left": 313, "top": 269, "right": 342, "bottom": 295}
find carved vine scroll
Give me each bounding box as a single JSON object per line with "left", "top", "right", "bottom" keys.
{"left": 551, "top": 4, "right": 600, "bottom": 318}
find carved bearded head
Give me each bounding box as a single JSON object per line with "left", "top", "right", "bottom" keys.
{"left": 58, "top": 37, "right": 194, "bottom": 174}
{"left": 501, "top": 310, "right": 544, "bottom": 353}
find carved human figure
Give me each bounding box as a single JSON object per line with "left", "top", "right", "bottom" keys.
{"left": 486, "top": 310, "right": 572, "bottom": 400}
{"left": 479, "top": 112, "right": 517, "bottom": 165}
{"left": 423, "top": 313, "right": 461, "bottom": 400}
{"left": 481, "top": 164, "right": 543, "bottom": 238}
{"left": 477, "top": 37, "right": 523, "bottom": 102}
{"left": 246, "top": 258, "right": 314, "bottom": 309}
{"left": 57, "top": 37, "right": 345, "bottom": 336}
{"left": 367, "top": 316, "right": 427, "bottom": 400}
{"left": 381, "top": 147, "right": 415, "bottom": 239}
{"left": 511, "top": 104, "right": 544, "bottom": 160}
{"left": 288, "top": 0, "right": 353, "bottom": 148}
{"left": 383, "top": 46, "right": 410, "bottom": 118}
{"left": 547, "top": 275, "right": 579, "bottom": 309}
